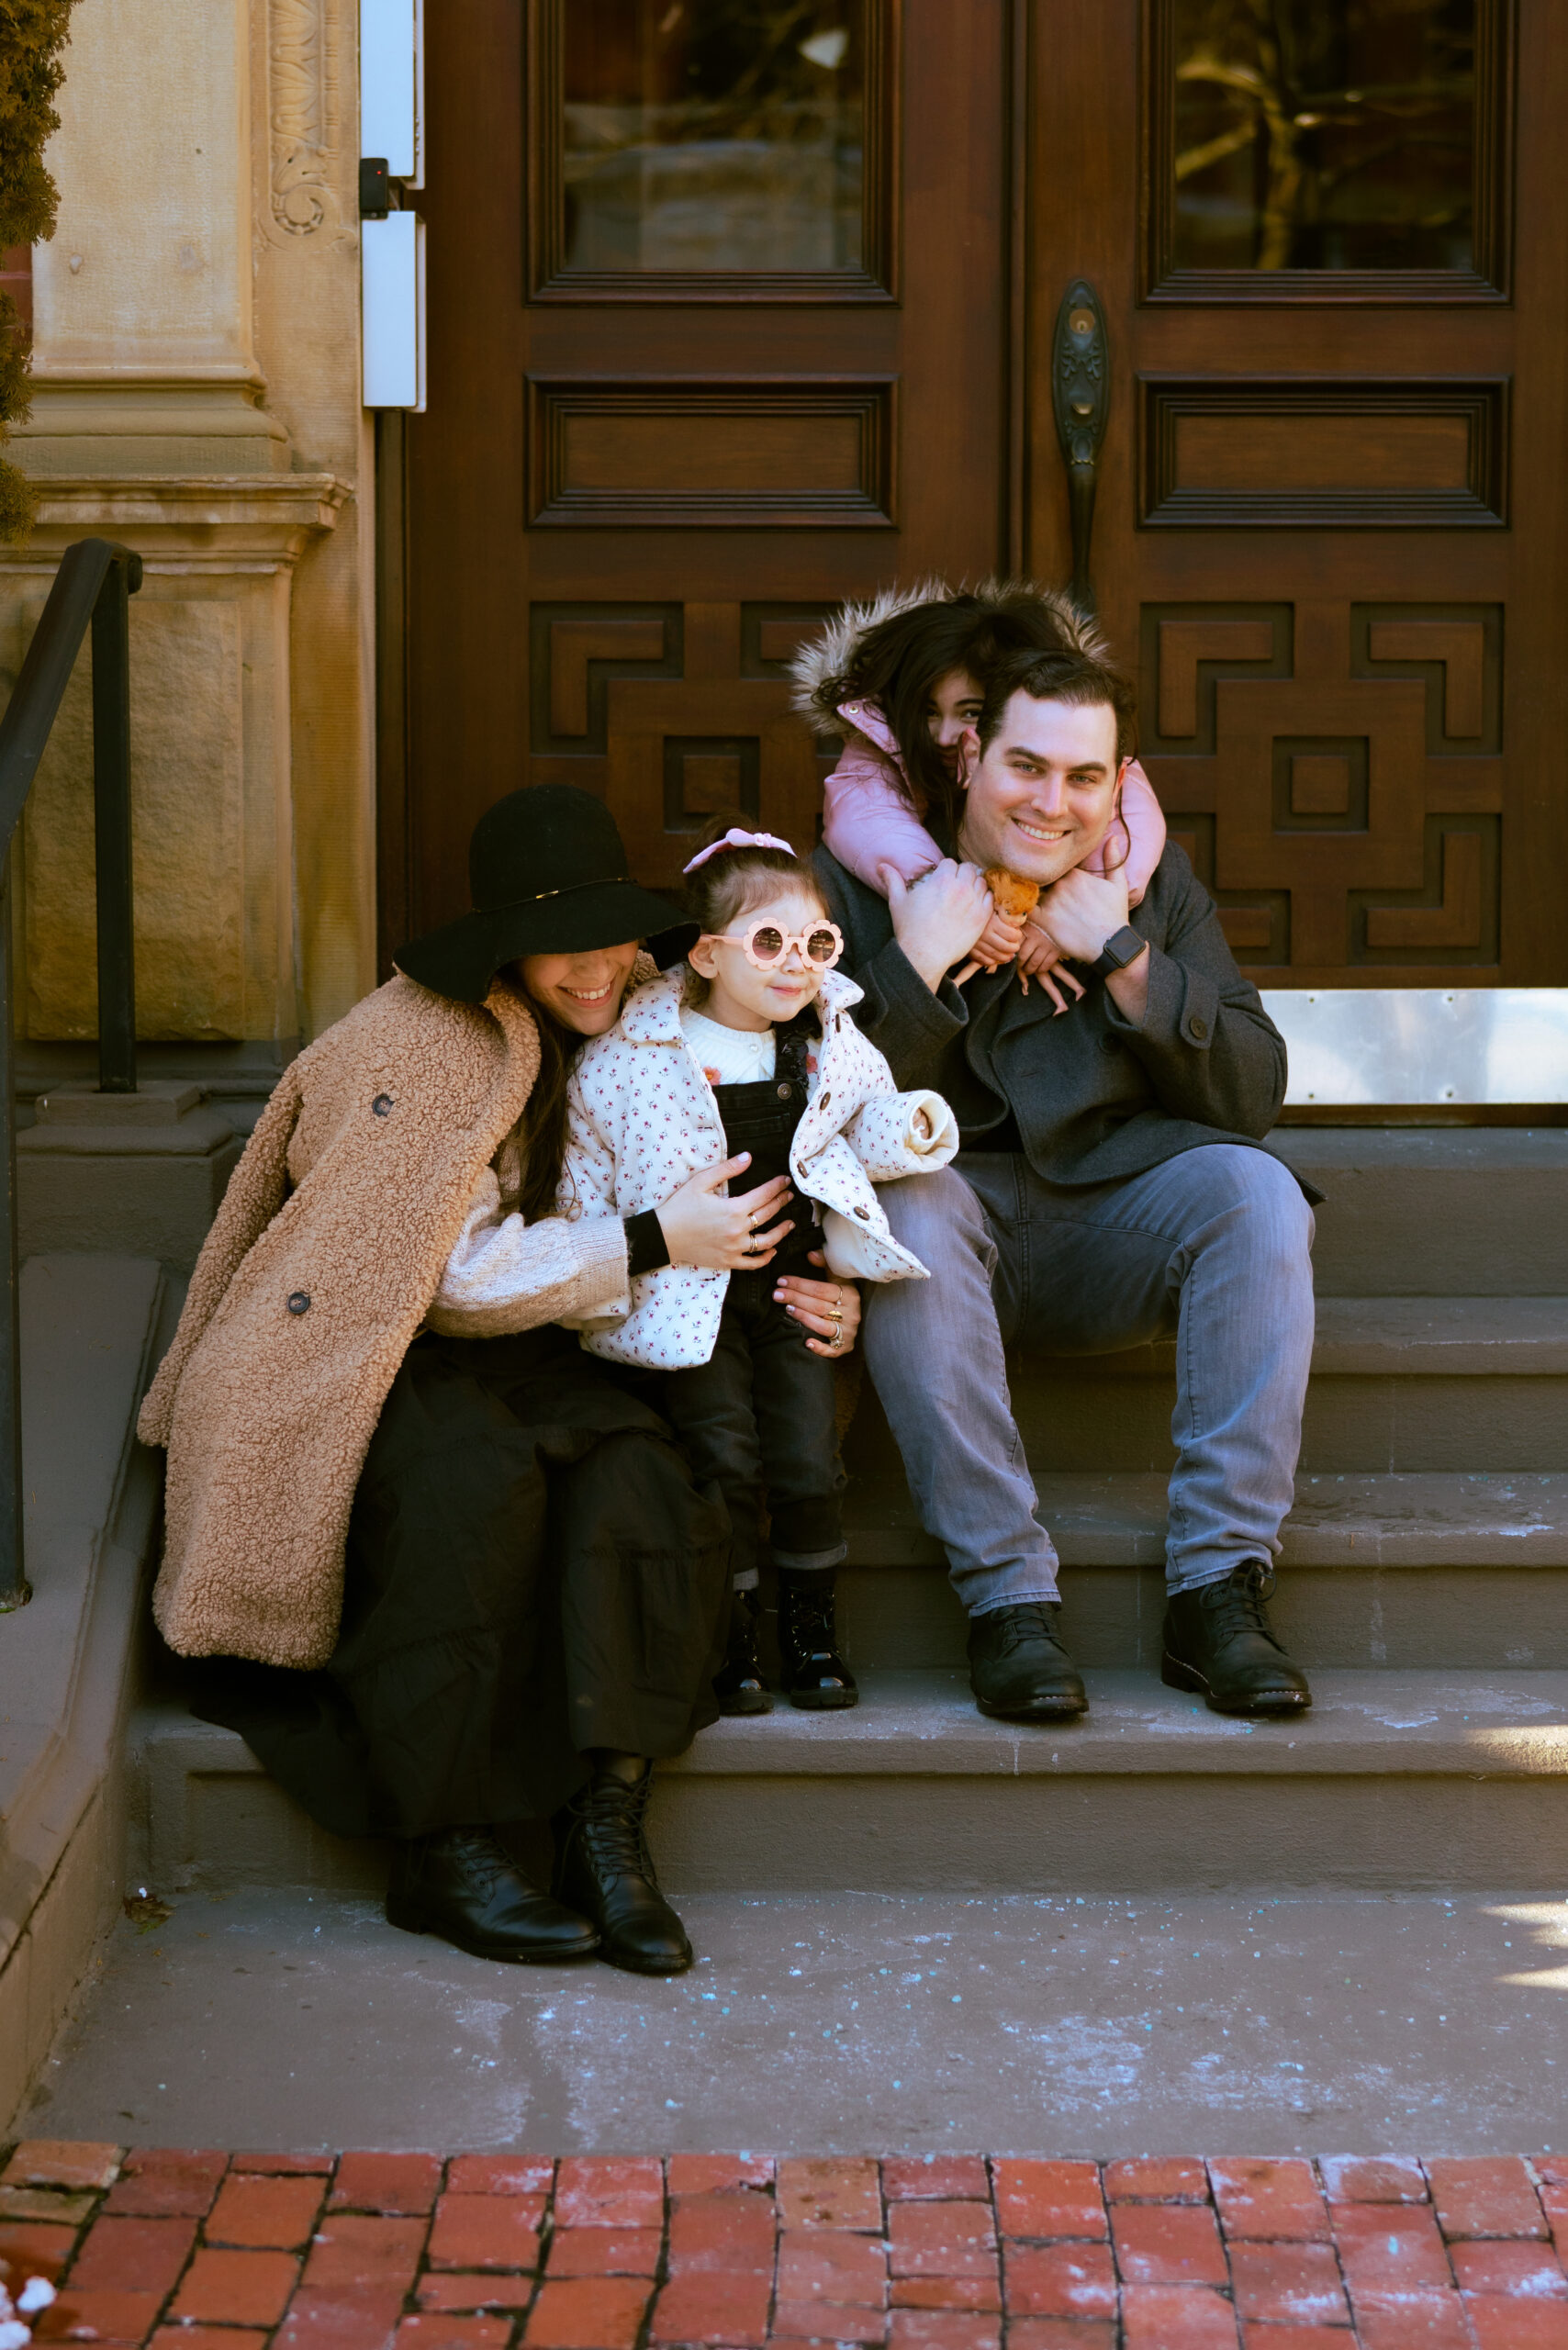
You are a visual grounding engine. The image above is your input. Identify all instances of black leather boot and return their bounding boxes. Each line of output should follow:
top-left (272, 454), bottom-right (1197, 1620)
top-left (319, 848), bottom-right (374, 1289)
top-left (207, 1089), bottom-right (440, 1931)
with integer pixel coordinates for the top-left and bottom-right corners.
top-left (713, 1587), bottom-right (771, 1715)
top-left (778, 1571), bottom-right (858, 1710)
top-left (385, 1825), bottom-right (599, 1962)
top-left (968, 1602), bottom-right (1087, 1720)
top-left (552, 1763), bottom-right (693, 1975)
top-left (1162, 1562), bottom-right (1312, 1716)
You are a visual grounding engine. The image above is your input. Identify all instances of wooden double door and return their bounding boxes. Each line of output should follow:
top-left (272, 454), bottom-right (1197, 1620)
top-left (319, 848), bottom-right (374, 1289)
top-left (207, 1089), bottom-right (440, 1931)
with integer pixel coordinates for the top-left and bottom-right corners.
top-left (398, 0), bottom-right (1567, 986)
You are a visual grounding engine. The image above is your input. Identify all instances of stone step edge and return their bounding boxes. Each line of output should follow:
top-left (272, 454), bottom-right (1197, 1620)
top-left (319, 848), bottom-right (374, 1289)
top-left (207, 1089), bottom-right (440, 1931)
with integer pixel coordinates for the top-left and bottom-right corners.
top-left (134, 1668), bottom-right (1568, 1786)
top-left (1013, 1294), bottom-right (1568, 1379)
top-left (845, 1471), bottom-right (1568, 1569)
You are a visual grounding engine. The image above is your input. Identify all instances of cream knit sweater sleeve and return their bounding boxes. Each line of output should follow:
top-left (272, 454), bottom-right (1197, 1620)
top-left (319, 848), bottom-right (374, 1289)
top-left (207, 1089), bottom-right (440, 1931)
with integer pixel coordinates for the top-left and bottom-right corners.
top-left (425, 1166), bottom-right (632, 1339)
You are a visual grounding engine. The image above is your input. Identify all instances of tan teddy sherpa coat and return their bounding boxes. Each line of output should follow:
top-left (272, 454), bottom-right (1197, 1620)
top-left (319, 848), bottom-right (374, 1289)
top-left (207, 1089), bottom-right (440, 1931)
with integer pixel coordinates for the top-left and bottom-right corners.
top-left (137, 971), bottom-right (630, 1671)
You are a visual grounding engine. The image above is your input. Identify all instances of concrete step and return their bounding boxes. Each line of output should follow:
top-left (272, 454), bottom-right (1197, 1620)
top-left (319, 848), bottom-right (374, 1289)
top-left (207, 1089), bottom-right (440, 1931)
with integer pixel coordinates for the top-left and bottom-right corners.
top-left (836, 1471), bottom-right (1568, 1670)
top-left (841, 1297), bottom-right (1568, 1476)
top-left (0, 1254), bottom-right (175, 2132)
top-left (132, 1668), bottom-right (1568, 1901)
top-left (1268, 1127), bottom-right (1568, 1295)
top-left (21, 1881), bottom-right (1568, 2157)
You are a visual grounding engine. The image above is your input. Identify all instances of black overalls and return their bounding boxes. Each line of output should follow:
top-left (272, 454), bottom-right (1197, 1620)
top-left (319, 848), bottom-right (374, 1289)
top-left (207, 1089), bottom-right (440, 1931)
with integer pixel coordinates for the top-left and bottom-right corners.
top-left (656, 1014), bottom-right (848, 1593)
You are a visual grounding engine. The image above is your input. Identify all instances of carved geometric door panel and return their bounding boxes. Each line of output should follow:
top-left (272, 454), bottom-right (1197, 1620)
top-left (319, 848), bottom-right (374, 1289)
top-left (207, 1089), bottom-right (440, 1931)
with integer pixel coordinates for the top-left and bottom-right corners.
top-left (403, 0), bottom-right (1008, 955)
top-left (1019, 0), bottom-right (1567, 988)
top-left (1140, 600), bottom-right (1505, 983)
top-left (407, 0), bottom-right (1568, 985)
top-left (529, 602), bottom-right (836, 890)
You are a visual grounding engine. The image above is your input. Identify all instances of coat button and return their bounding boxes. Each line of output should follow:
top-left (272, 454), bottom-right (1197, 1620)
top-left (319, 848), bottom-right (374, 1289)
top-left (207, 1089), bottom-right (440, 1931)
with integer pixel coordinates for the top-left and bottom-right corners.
top-left (1188, 1015), bottom-right (1209, 1041)
top-left (777, 1082), bottom-right (791, 1100)
top-left (372, 1093), bottom-right (393, 1116)
top-left (819, 1090), bottom-right (831, 1108)
top-left (287, 1292), bottom-right (311, 1315)
top-left (854, 1204), bottom-right (870, 1220)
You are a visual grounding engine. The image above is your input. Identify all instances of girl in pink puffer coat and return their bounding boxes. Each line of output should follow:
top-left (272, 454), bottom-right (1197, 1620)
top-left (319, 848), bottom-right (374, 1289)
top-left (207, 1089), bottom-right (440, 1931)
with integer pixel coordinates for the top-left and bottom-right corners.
top-left (791, 580), bottom-right (1165, 1014)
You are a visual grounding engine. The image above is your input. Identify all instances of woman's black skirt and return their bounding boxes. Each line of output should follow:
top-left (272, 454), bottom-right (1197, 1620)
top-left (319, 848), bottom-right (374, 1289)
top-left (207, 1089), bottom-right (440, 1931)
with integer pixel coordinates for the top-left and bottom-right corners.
top-left (184, 1326), bottom-right (733, 1840)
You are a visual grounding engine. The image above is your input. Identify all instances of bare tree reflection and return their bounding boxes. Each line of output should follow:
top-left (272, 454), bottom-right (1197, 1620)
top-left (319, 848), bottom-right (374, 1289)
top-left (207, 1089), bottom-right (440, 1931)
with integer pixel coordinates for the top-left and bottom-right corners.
top-left (564, 0), bottom-right (864, 272)
top-left (1173, 0), bottom-right (1473, 271)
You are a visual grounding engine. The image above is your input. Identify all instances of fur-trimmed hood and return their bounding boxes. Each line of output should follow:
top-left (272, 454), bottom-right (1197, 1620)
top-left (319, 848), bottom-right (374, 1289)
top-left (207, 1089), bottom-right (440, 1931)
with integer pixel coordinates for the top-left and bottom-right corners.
top-left (788, 576), bottom-right (1112, 729)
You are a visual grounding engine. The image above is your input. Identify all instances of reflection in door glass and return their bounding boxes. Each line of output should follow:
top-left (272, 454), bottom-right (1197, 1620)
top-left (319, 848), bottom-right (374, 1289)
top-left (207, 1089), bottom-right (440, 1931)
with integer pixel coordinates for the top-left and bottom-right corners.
top-left (563, 1), bottom-right (865, 272)
top-left (1171, 0), bottom-right (1474, 270)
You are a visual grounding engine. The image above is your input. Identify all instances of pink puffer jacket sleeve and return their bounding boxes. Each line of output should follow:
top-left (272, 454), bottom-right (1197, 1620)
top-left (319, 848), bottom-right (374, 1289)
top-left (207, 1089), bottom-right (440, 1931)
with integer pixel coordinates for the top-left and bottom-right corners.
top-left (821, 735), bottom-right (943, 890)
top-left (1082, 758), bottom-right (1166, 906)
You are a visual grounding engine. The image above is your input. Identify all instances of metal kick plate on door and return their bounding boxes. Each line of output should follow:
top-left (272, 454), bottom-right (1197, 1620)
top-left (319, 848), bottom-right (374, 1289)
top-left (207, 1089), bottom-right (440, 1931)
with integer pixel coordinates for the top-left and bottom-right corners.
top-left (1262, 990), bottom-right (1568, 1105)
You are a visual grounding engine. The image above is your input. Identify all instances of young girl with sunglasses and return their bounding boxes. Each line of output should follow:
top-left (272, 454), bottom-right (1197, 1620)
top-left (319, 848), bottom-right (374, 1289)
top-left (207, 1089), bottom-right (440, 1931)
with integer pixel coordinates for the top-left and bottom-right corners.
top-left (792, 580), bottom-right (1166, 1009)
top-left (560, 827), bottom-right (958, 1716)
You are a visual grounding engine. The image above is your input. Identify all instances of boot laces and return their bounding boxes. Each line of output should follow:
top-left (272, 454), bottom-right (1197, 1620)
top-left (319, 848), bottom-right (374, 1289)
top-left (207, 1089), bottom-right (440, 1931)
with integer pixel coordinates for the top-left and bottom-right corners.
top-left (441, 1826), bottom-right (513, 1897)
top-left (1200, 1562), bottom-right (1282, 1651)
top-left (991, 1602), bottom-right (1062, 1656)
top-left (783, 1584), bottom-right (835, 1641)
top-left (577, 1774), bottom-right (656, 1883)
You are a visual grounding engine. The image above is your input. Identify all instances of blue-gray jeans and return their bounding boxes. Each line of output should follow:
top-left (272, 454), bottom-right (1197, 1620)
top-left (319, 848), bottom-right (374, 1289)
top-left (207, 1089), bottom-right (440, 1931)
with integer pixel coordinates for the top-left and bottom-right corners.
top-left (864, 1144), bottom-right (1316, 1612)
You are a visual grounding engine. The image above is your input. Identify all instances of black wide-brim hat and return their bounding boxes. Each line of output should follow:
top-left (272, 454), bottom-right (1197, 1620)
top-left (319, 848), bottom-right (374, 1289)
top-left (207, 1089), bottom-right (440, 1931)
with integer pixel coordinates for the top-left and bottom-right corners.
top-left (396, 785), bottom-right (696, 1002)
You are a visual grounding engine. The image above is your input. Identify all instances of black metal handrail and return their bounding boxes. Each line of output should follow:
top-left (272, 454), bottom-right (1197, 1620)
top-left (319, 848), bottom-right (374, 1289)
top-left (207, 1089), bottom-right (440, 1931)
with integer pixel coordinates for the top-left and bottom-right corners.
top-left (0, 537), bottom-right (142, 1611)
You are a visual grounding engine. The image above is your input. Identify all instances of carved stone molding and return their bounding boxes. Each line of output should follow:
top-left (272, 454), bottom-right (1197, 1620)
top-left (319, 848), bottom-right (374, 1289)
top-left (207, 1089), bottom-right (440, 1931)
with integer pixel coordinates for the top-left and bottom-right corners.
top-left (9, 475), bottom-right (350, 571)
top-left (265, 0), bottom-right (347, 243)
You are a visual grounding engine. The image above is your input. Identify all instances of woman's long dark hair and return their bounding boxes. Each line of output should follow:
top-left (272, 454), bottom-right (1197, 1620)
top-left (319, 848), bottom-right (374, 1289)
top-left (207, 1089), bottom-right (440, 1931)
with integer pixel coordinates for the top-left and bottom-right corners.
top-left (515, 996), bottom-right (581, 1227)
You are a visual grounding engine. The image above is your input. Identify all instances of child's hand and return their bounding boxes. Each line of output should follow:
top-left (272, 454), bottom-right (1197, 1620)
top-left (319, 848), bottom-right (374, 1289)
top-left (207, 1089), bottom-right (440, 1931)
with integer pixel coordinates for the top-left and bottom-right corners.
top-left (655, 1155), bottom-right (794, 1271)
top-left (1018, 915), bottom-right (1087, 1016)
top-left (960, 905), bottom-right (1028, 977)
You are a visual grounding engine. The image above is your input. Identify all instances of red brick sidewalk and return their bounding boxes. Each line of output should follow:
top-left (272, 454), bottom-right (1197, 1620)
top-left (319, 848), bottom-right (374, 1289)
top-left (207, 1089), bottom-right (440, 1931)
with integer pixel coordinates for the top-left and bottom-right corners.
top-left (3, 2142), bottom-right (1566, 2350)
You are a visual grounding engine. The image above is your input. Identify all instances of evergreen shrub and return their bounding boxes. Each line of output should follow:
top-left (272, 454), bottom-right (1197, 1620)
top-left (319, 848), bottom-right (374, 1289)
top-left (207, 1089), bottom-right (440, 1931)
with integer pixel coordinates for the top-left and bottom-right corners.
top-left (0, 1), bottom-right (78, 541)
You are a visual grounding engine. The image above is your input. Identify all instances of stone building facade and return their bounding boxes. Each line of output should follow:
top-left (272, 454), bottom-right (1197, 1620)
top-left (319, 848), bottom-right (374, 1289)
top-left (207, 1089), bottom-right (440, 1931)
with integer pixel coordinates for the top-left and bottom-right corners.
top-left (4, 0), bottom-right (372, 1088)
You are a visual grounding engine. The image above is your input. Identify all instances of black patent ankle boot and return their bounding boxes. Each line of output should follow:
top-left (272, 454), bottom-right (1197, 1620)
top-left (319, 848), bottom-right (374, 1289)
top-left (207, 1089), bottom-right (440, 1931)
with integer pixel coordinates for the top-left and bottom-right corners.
top-left (385, 1824), bottom-right (599, 1962)
top-left (778, 1570), bottom-right (858, 1710)
top-left (552, 1762), bottom-right (693, 1975)
top-left (713, 1587), bottom-right (771, 1716)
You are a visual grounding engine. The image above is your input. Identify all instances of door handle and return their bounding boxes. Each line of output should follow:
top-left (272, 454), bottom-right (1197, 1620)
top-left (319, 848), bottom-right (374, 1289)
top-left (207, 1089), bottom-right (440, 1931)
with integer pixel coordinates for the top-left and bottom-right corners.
top-left (1051, 279), bottom-right (1109, 612)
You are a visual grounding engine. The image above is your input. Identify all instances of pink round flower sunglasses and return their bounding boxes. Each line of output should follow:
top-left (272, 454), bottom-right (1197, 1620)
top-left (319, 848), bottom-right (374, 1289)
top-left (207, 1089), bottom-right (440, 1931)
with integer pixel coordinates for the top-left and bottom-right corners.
top-left (706, 917), bottom-right (845, 972)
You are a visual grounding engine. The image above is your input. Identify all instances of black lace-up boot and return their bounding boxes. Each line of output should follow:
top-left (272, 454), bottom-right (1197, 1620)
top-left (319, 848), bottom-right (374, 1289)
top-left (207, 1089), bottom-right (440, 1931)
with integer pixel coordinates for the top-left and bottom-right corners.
top-left (552, 1759), bottom-right (693, 1975)
top-left (713, 1587), bottom-right (772, 1715)
top-left (967, 1601), bottom-right (1087, 1720)
top-left (386, 1825), bottom-right (599, 1962)
top-left (1161, 1561), bottom-right (1312, 1716)
top-left (778, 1570), bottom-right (858, 1709)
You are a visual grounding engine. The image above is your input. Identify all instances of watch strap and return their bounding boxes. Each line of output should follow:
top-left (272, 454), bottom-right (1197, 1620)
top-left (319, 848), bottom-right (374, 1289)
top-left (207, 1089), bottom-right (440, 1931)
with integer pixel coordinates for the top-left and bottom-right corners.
top-left (1092, 923), bottom-right (1145, 981)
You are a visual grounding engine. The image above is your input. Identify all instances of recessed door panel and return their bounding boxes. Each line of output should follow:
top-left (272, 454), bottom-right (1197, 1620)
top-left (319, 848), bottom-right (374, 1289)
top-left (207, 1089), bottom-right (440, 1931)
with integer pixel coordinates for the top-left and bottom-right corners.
top-left (1026, 0), bottom-right (1564, 984)
top-left (404, 0), bottom-right (1004, 944)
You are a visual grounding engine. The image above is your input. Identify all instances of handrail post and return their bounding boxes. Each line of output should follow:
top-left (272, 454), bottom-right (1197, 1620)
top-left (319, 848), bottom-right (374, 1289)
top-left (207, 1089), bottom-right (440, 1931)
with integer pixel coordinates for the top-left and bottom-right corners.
top-left (0, 537), bottom-right (143, 1613)
top-left (92, 554), bottom-right (138, 1093)
top-left (0, 849), bottom-right (25, 1610)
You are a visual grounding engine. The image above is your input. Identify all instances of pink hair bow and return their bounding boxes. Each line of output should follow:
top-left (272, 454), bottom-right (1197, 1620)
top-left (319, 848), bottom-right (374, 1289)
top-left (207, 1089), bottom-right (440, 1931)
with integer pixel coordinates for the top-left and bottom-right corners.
top-left (682, 826), bottom-right (795, 875)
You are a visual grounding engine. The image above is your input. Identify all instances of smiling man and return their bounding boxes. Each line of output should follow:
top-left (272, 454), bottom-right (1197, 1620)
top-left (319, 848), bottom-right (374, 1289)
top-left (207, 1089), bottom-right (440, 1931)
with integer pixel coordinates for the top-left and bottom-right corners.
top-left (813, 640), bottom-right (1320, 1724)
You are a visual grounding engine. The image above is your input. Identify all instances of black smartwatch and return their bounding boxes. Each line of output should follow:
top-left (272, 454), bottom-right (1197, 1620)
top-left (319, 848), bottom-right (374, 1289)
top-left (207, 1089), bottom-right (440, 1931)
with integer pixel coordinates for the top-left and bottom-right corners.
top-left (1091, 923), bottom-right (1147, 981)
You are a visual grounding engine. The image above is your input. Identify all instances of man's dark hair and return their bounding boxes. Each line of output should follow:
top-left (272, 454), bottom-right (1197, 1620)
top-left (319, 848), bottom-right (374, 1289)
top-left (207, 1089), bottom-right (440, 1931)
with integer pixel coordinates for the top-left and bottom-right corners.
top-left (976, 645), bottom-right (1138, 767)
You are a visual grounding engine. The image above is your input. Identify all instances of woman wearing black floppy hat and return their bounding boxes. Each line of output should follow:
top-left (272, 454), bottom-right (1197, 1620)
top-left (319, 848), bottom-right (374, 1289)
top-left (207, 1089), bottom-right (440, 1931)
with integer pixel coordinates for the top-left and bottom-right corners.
top-left (141, 787), bottom-right (861, 1975)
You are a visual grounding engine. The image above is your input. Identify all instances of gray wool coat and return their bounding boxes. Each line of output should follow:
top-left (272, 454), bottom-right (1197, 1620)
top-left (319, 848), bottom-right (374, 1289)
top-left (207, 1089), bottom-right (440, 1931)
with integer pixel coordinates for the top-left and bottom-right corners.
top-left (812, 839), bottom-right (1315, 1195)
